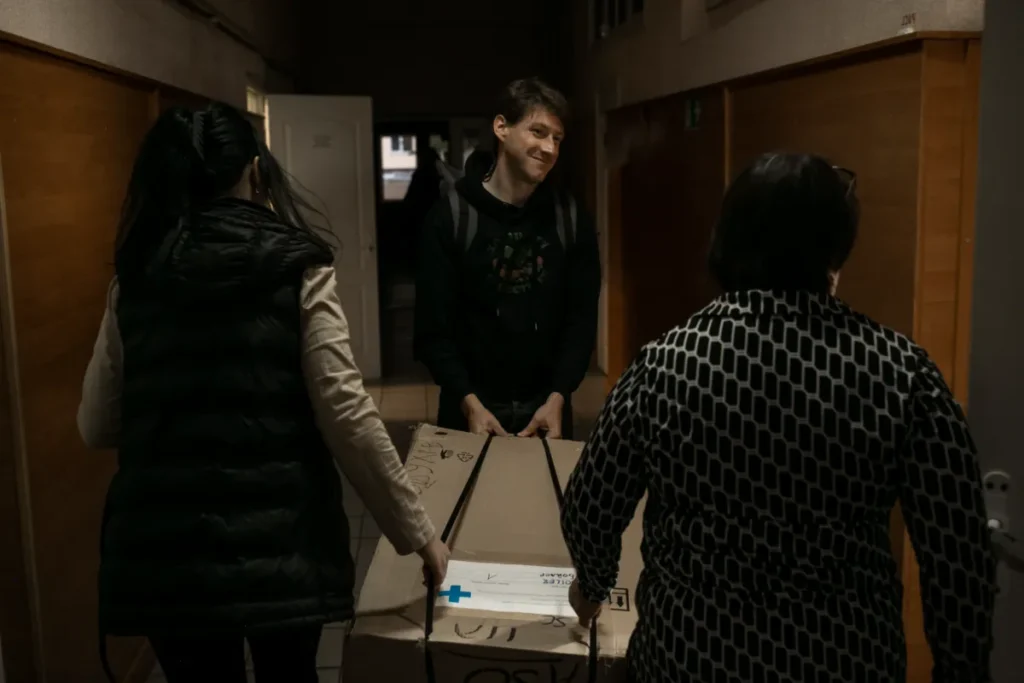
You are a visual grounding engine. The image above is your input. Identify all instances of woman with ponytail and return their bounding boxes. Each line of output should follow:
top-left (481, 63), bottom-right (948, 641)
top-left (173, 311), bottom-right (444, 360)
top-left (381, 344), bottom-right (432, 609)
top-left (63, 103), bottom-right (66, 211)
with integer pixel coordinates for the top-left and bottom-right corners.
top-left (78, 102), bottom-right (449, 682)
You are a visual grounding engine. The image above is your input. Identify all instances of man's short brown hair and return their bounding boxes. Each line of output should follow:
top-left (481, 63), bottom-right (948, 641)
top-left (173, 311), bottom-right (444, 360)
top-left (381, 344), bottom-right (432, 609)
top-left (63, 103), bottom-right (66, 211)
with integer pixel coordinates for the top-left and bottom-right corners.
top-left (496, 78), bottom-right (570, 126)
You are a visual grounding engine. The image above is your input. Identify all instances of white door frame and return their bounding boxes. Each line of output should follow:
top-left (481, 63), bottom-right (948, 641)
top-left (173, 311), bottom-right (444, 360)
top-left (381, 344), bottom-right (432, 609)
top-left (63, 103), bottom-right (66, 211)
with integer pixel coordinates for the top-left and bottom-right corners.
top-left (265, 95), bottom-right (382, 379)
top-left (969, 2), bottom-right (1024, 679)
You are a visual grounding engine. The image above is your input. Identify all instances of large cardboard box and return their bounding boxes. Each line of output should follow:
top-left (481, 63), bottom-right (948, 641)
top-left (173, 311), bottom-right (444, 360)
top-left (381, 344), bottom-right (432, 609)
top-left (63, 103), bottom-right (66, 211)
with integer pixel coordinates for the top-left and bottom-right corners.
top-left (344, 425), bottom-right (644, 682)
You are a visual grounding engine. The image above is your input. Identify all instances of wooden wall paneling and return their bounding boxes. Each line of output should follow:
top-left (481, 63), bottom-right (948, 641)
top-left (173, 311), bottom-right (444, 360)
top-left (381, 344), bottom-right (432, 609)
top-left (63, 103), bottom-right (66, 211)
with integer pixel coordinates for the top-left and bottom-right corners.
top-left (581, 111), bottom-right (600, 373)
top-left (911, 39), bottom-right (975, 389)
top-left (728, 45), bottom-right (924, 337)
top-left (619, 89), bottom-right (725, 357)
top-left (619, 150), bottom-right (663, 355)
top-left (0, 151), bottom-right (39, 683)
top-left (147, 89), bottom-right (160, 123)
top-left (605, 165), bottom-right (626, 391)
top-left (952, 39), bottom-right (982, 403)
top-left (603, 103), bottom-right (650, 389)
top-left (723, 86), bottom-right (733, 185)
top-left (583, 112), bottom-right (598, 219)
top-left (903, 37), bottom-right (978, 683)
top-left (157, 86), bottom-right (211, 113)
top-left (0, 41), bottom-right (153, 682)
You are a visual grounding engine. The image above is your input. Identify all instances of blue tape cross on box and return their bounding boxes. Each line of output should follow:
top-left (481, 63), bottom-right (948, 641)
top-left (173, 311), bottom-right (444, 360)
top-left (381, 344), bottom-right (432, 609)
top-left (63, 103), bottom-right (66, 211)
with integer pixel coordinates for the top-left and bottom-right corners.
top-left (438, 585), bottom-right (473, 604)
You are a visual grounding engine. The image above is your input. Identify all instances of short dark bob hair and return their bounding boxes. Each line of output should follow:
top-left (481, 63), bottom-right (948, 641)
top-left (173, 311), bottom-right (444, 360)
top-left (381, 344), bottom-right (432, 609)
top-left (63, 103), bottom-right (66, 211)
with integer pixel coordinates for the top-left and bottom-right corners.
top-left (708, 152), bottom-right (859, 294)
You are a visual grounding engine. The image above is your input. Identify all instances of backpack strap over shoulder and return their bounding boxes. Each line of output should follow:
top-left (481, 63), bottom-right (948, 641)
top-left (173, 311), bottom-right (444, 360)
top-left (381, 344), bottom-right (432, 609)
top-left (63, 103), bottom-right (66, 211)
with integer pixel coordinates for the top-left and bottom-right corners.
top-left (554, 191), bottom-right (577, 251)
top-left (438, 159), bottom-right (478, 254)
top-left (448, 187), bottom-right (478, 254)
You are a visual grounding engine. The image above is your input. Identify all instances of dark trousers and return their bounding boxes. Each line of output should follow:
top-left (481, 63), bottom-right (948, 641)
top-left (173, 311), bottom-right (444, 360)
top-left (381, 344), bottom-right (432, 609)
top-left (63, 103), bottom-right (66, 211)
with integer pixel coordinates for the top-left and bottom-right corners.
top-left (437, 390), bottom-right (574, 440)
top-left (149, 626), bottom-right (322, 683)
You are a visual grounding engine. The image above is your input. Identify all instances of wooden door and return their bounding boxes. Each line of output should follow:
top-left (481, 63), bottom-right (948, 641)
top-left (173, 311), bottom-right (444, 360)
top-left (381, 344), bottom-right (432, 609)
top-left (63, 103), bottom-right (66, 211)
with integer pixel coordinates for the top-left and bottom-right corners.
top-left (0, 40), bottom-right (153, 683)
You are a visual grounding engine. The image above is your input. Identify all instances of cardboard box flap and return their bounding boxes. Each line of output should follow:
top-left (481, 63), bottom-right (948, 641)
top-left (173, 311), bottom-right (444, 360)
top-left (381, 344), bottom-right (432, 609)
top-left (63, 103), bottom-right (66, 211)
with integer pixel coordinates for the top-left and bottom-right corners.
top-left (403, 424), bottom-right (491, 525)
top-left (448, 435), bottom-right (584, 566)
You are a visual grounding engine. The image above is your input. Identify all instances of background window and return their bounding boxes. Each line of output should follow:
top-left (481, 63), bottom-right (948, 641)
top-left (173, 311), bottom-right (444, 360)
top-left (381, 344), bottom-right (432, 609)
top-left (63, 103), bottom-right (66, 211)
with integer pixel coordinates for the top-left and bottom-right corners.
top-left (380, 134), bottom-right (418, 201)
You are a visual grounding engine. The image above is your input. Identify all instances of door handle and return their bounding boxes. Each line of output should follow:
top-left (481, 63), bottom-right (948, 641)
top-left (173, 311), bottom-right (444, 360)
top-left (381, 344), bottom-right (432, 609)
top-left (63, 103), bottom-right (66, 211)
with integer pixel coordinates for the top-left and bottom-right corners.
top-left (989, 522), bottom-right (1024, 573)
top-left (984, 469), bottom-right (1011, 530)
top-left (983, 470), bottom-right (1023, 600)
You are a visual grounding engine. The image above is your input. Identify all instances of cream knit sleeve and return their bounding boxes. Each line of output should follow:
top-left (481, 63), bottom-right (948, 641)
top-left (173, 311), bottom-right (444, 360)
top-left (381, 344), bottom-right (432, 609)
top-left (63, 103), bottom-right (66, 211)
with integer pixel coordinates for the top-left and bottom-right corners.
top-left (299, 265), bottom-right (435, 556)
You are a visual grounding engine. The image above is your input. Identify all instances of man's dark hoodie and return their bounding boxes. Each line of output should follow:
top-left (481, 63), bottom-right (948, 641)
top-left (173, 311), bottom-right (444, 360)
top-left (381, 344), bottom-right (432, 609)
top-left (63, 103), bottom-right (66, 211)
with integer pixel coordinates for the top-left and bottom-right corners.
top-left (414, 150), bottom-right (600, 421)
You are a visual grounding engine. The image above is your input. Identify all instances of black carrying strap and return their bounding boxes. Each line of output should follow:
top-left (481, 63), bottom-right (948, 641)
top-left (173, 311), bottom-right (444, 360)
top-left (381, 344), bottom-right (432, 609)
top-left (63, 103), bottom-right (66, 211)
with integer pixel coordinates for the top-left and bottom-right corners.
top-left (542, 437), bottom-right (599, 683)
top-left (423, 434), bottom-right (598, 683)
top-left (424, 433), bottom-right (494, 683)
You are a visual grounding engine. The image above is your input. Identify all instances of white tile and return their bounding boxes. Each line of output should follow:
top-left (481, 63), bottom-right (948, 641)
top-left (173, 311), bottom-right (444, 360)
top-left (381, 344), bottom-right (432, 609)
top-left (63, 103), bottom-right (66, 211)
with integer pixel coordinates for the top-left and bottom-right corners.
top-left (349, 535), bottom-right (361, 560)
top-left (356, 536), bottom-right (379, 570)
top-left (342, 489), bottom-right (366, 518)
top-left (359, 515), bottom-right (381, 540)
top-left (340, 474), bottom-right (356, 497)
top-left (345, 513), bottom-right (362, 539)
top-left (344, 509), bottom-right (361, 529)
top-left (319, 668), bottom-right (341, 683)
top-left (317, 627), bottom-right (345, 668)
top-left (353, 544), bottom-right (375, 599)
top-left (340, 473), bottom-right (365, 515)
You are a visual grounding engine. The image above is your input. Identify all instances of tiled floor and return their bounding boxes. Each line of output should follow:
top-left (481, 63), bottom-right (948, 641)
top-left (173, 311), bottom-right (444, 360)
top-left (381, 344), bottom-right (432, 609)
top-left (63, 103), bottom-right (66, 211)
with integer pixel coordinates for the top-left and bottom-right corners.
top-left (145, 374), bottom-right (608, 682)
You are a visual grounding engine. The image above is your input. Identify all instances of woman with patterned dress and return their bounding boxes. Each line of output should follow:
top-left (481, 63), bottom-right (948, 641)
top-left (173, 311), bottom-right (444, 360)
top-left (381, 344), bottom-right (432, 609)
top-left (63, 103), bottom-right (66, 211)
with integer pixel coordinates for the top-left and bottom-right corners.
top-left (560, 153), bottom-right (996, 683)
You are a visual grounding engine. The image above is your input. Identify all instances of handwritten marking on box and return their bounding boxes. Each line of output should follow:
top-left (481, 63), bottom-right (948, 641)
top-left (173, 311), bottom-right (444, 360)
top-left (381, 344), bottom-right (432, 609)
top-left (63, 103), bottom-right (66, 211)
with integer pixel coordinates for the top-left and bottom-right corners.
top-left (436, 561), bottom-right (577, 618)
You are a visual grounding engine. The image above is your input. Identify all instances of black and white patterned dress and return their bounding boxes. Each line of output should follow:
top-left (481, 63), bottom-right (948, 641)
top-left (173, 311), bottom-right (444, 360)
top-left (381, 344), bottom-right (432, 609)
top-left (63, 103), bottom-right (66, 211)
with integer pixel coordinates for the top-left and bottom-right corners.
top-left (561, 290), bottom-right (996, 683)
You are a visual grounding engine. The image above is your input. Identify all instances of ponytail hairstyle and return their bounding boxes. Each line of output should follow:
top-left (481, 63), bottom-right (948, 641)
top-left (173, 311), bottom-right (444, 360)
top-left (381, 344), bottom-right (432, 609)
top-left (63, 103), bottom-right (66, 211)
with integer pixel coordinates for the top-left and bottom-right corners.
top-left (114, 101), bottom-right (332, 281)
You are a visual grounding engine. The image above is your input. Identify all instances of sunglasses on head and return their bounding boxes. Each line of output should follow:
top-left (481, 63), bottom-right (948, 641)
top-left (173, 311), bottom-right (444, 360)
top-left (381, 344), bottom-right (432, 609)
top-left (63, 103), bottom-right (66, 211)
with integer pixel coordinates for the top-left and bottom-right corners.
top-left (833, 166), bottom-right (857, 198)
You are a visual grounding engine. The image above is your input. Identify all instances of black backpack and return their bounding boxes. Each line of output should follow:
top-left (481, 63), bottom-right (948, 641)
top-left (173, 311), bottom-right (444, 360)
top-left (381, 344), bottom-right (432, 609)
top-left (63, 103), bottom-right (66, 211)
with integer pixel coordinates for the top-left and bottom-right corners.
top-left (436, 158), bottom-right (577, 253)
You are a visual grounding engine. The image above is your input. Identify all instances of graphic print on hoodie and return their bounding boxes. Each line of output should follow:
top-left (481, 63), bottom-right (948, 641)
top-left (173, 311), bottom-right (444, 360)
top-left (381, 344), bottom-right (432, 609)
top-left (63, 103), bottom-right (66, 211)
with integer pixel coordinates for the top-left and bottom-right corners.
top-left (414, 150), bottom-right (601, 408)
top-left (488, 227), bottom-right (550, 293)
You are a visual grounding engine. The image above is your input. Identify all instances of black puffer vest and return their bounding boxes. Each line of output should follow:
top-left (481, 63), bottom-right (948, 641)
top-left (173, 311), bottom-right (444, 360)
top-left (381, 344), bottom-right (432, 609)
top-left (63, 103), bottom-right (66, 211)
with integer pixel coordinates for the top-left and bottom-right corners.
top-left (99, 198), bottom-right (353, 636)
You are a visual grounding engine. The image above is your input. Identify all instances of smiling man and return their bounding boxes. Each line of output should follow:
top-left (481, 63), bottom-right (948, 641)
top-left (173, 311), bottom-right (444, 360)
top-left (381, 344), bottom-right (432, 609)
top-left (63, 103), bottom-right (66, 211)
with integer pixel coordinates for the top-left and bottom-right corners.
top-left (414, 78), bottom-right (601, 440)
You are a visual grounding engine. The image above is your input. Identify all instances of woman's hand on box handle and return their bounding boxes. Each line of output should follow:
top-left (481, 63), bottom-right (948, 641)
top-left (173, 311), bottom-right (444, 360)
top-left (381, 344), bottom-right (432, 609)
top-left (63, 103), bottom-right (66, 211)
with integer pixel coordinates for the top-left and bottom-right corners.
top-left (418, 536), bottom-right (451, 586)
top-left (568, 577), bottom-right (603, 628)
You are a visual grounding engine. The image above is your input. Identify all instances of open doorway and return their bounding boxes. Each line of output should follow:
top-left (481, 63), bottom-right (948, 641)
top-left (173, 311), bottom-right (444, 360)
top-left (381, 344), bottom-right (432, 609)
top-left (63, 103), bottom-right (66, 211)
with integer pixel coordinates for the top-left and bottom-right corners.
top-left (374, 121), bottom-right (451, 380)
